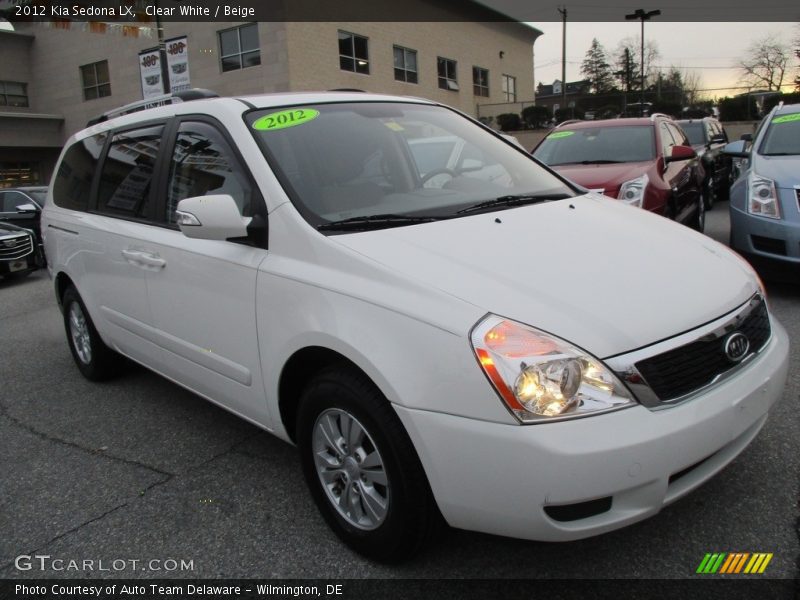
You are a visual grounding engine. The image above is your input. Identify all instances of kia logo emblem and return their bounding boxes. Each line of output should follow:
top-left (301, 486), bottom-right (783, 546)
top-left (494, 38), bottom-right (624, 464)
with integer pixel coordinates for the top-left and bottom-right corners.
top-left (724, 332), bottom-right (750, 363)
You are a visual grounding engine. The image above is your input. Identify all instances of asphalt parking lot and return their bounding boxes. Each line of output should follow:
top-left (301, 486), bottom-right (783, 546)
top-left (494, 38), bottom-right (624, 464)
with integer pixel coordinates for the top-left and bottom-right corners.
top-left (1, 206), bottom-right (798, 581)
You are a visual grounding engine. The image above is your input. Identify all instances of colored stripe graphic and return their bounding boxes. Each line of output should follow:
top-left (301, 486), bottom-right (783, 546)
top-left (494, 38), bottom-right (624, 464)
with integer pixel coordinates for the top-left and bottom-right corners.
top-left (697, 552), bottom-right (772, 575)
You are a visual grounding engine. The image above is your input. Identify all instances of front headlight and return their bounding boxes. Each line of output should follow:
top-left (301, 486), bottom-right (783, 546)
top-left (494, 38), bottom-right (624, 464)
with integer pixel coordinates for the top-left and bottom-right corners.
top-left (617, 173), bottom-right (649, 208)
top-left (470, 315), bottom-right (636, 423)
top-left (747, 173), bottom-right (781, 219)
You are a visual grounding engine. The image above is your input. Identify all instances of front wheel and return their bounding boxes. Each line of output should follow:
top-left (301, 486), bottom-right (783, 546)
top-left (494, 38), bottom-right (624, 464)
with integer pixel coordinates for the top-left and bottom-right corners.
top-left (296, 367), bottom-right (441, 562)
top-left (62, 286), bottom-right (123, 380)
top-left (703, 172), bottom-right (716, 210)
top-left (692, 194), bottom-right (706, 232)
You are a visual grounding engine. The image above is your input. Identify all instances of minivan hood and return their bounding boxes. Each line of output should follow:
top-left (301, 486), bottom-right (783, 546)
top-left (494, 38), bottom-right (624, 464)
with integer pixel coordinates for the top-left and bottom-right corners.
top-left (551, 161), bottom-right (652, 196)
top-left (752, 154), bottom-right (800, 188)
top-left (333, 195), bottom-right (756, 358)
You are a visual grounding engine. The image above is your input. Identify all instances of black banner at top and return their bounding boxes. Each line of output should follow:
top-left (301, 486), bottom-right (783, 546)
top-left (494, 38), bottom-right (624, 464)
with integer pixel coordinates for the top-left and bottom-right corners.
top-left (1, 0), bottom-right (799, 22)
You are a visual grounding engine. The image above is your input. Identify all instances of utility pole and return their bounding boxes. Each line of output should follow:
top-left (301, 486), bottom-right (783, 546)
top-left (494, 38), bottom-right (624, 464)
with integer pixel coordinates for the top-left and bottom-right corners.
top-left (558, 6), bottom-right (567, 121)
top-left (625, 8), bottom-right (660, 116)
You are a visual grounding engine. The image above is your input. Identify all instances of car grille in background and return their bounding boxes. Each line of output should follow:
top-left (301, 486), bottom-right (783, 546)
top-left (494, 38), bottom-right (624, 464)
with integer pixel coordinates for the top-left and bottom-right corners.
top-left (0, 234), bottom-right (34, 260)
top-left (635, 299), bottom-right (771, 402)
top-left (751, 235), bottom-right (787, 256)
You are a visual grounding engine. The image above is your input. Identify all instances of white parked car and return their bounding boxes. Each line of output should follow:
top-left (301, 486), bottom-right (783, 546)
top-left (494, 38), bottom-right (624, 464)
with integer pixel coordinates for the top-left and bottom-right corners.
top-left (42, 90), bottom-right (788, 561)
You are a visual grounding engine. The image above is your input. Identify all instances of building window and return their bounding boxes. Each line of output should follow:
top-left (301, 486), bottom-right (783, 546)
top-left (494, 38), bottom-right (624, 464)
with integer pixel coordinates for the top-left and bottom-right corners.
top-left (502, 74), bottom-right (517, 102)
top-left (0, 81), bottom-right (29, 107)
top-left (393, 46), bottom-right (417, 84)
top-left (219, 23), bottom-right (261, 72)
top-left (339, 31), bottom-right (369, 74)
top-left (80, 61), bottom-right (111, 101)
top-left (437, 57), bottom-right (458, 91)
top-left (473, 67), bottom-right (489, 97)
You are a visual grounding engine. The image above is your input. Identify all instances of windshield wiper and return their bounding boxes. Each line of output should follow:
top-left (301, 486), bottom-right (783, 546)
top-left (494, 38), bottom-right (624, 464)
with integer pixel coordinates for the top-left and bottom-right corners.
top-left (457, 193), bottom-right (572, 214)
top-left (317, 213), bottom-right (442, 232)
top-left (761, 152), bottom-right (798, 156)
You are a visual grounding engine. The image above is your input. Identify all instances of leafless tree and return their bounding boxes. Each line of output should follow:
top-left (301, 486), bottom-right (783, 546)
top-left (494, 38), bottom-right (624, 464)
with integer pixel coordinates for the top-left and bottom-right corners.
top-left (616, 36), bottom-right (660, 89)
top-left (738, 35), bottom-right (790, 91)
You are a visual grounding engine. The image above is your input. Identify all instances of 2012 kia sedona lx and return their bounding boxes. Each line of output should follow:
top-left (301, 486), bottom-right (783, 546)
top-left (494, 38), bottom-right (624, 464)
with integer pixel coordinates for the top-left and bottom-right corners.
top-left (42, 91), bottom-right (789, 561)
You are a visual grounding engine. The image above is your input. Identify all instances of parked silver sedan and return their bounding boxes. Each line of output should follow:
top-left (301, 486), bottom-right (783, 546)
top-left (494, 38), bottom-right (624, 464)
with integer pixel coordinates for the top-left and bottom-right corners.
top-left (724, 103), bottom-right (800, 280)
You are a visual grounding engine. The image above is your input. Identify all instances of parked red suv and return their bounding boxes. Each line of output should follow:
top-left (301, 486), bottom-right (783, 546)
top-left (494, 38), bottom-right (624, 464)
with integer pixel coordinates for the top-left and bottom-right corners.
top-left (532, 115), bottom-right (705, 231)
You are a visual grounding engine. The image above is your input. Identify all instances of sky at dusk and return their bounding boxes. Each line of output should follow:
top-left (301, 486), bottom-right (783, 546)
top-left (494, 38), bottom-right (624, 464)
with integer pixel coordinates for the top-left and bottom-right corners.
top-left (532, 21), bottom-right (799, 99)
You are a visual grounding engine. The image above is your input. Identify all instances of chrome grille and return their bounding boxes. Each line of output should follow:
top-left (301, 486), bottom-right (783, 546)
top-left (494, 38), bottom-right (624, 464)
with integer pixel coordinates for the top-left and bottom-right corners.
top-left (0, 234), bottom-right (34, 260)
top-left (635, 300), bottom-right (770, 401)
top-left (606, 294), bottom-right (771, 408)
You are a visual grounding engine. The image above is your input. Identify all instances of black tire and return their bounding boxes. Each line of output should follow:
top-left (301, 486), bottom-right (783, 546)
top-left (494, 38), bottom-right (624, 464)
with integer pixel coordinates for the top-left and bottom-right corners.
top-left (702, 172), bottom-right (716, 210)
top-left (692, 194), bottom-right (705, 232)
top-left (296, 366), bottom-right (441, 562)
top-left (62, 286), bottom-right (122, 381)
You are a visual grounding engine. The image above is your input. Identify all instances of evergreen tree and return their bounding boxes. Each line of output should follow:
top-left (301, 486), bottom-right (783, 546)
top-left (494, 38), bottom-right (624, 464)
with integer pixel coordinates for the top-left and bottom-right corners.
top-left (581, 38), bottom-right (614, 93)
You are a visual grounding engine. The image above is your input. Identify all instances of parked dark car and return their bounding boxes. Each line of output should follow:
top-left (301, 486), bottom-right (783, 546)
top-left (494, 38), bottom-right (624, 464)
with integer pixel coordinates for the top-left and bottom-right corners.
top-left (676, 118), bottom-right (733, 209)
top-left (532, 115), bottom-right (705, 231)
top-left (0, 186), bottom-right (47, 261)
top-left (0, 222), bottom-right (41, 280)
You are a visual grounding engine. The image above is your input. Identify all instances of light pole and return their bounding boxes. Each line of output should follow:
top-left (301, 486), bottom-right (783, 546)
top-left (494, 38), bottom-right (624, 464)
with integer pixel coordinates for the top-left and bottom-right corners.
top-left (625, 8), bottom-right (660, 116)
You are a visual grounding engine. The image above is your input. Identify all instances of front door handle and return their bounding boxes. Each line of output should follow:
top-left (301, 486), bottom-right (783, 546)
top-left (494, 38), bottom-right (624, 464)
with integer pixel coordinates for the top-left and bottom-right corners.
top-left (122, 249), bottom-right (166, 271)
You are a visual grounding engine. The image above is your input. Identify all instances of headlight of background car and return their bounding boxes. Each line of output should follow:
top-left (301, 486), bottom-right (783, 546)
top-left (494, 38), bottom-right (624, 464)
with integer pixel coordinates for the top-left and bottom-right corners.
top-left (747, 173), bottom-right (781, 219)
top-left (617, 173), bottom-right (648, 208)
top-left (471, 315), bottom-right (636, 423)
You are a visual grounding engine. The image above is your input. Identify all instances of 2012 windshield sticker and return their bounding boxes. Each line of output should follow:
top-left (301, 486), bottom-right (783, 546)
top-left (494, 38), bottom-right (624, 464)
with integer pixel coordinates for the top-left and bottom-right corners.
top-left (253, 109), bottom-right (320, 131)
top-left (548, 131), bottom-right (575, 139)
top-left (771, 113), bottom-right (800, 124)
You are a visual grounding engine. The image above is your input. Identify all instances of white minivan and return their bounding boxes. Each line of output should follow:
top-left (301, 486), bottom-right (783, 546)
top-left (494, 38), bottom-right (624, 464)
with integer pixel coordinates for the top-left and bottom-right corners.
top-left (42, 91), bottom-right (789, 561)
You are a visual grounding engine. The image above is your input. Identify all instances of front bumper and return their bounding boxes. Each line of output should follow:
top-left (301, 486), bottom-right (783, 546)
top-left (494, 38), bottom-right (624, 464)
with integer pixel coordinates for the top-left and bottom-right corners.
top-left (730, 200), bottom-right (800, 269)
top-left (395, 319), bottom-right (789, 542)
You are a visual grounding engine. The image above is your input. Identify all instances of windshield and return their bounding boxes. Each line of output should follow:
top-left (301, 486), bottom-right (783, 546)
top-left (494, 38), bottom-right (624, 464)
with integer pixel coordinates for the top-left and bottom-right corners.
top-left (533, 125), bottom-right (656, 166)
top-left (759, 113), bottom-right (800, 156)
top-left (246, 102), bottom-right (574, 230)
top-left (679, 122), bottom-right (705, 145)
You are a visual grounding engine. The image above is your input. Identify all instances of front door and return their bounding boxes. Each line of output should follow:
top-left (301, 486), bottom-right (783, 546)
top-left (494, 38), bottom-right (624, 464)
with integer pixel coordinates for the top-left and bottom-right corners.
top-left (141, 118), bottom-right (270, 425)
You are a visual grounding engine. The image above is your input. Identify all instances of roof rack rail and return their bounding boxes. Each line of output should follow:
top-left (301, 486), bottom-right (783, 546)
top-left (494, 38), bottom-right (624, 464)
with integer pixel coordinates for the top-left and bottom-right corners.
top-left (327, 88), bottom-right (366, 92)
top-left (557, 119), bottom-right (581, 127)
top-left (649, 112), bottom-right (671, 121)
top-left (86, 88), bottom-right (219, 127)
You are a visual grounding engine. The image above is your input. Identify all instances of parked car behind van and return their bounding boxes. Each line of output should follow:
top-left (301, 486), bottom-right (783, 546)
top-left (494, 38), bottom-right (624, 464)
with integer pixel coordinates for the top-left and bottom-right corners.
top-left (42, 91), bottom-right (788, 561)
top-left (724, 103), bottom-right (800, 280)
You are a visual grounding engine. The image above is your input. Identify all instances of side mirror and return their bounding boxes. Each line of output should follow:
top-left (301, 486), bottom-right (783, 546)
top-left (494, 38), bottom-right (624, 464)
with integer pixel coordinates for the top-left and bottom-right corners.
top-left (175, 194), bottom-right (251, 241)
top-left (740, 133), bottom-right (753, 142)
top-left (723, 140), bottom-right (750, 158)
top-left (16, 203), bottom-right (39, 214)
top-left (665, 145), bottom-right (696, 163)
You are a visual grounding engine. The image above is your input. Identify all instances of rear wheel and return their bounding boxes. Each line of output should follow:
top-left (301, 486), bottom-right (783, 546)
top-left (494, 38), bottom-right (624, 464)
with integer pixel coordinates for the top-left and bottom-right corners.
top-left (296, 366), bottom-right (441, 562)
top-left (62, 286), bottom-right (123, 380)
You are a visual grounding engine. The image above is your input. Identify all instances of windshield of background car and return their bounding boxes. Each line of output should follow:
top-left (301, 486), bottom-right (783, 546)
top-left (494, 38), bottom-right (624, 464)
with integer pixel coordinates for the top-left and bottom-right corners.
top-left (246, 102), bottom-right (574, 228)
top-left (533, 125), bottom-right (656, 166)
top-left (679, 123), bottom-right (705, 145)
top-left (759, 113), bottom-right (800, 156)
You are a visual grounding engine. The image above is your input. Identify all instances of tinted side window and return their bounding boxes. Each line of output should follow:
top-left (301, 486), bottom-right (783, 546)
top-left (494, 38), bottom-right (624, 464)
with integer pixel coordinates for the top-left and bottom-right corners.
top-left (667, 123), bottom-right (688, 146)
top-left (1, 191), bottom-right (31, 212)
top-left (166, 121), bottom-right (252, 225)
top-left (53, 134), bottom-right (107, 211)
top-left (659, 123), bottom-right (677, 156)
top-left (97, 126), bottom-right (163, 219)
